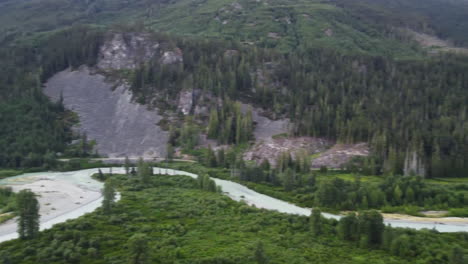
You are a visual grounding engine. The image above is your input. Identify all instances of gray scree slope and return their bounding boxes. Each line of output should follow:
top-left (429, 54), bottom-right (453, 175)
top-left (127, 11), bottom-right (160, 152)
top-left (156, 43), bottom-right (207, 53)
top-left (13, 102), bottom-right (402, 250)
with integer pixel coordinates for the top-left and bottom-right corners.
top-left (44, 67), bottom-right (168, 158)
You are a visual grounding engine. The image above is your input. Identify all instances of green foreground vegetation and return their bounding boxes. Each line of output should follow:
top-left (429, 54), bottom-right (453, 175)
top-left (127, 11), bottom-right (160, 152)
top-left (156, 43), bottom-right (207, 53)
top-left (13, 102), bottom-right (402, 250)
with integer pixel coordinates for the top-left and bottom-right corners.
top-left (0, 0), bottom-right (467, 262)
top-left (0, 187), bottom-right (16, 224)
top-left (163, 161), bottom-right (468, 217)
top-left (0, 170), bottom-right (22, 180)
top-left (1, 168), bottom-right (467, 264)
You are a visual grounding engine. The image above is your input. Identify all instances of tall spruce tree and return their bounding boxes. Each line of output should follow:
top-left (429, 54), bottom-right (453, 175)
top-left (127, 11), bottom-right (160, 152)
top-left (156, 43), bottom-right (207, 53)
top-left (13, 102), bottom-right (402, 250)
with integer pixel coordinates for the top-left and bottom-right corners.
top-left (124, 156), bottom-right (131, 175)
top-left (16, 190), bottom-right (40, 239)
top-left (310, 208), bottom-right (322, 236)
top-left (102, 181), bottom-right (116, 215)
top-left (128, 233), bottom-right (149, 264)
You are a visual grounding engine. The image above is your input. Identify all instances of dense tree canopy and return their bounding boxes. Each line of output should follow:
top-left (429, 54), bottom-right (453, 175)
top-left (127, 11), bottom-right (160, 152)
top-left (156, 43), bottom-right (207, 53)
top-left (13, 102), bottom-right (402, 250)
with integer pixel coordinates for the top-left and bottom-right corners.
top-left (0, 26), bottom-right (103, 168)
top-left (128, 30), bottom-right (468, 178)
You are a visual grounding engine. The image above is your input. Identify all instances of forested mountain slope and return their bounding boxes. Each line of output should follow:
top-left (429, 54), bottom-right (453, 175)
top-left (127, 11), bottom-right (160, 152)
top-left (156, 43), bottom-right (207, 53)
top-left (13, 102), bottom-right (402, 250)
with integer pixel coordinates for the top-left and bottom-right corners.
top-left (0, 1), bottom-right (467, 263)
top-left (334, 0), bottom-right (468, 46)
top-left (2, 0), bottom-right (468, 55)
top-left (0, 0), bottom-right (467, 178)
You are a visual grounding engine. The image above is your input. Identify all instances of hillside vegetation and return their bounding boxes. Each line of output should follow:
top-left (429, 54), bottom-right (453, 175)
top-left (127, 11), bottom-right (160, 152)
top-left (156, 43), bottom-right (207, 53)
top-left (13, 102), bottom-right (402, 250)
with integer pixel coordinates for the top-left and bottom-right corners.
top-left (0, 1), bottom-right (467, 263)
top-left (0, 1), bottom-right (467, 173)
top-left (334, 0), bottom-right (468, 47)
top-left (0, 25), bottom-right (467, 178)
top-left (1, 172), bottom-right (467, 263)
top-left (2, 0), bottom-right (468, 56)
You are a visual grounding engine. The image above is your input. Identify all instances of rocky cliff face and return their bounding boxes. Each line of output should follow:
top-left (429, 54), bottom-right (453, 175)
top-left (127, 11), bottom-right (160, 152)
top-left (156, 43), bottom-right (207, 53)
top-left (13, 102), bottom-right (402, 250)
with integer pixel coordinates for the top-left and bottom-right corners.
top-left (42, 32), bottom-right (190, 158)
top-left (45, 67), bottom-right (168, 158)
top-left (43, 32), bottom-right (369, 165)
top-left (97, 33), bottom-right (160, 70)
top-left (97, 32), bottom-right (183, 70)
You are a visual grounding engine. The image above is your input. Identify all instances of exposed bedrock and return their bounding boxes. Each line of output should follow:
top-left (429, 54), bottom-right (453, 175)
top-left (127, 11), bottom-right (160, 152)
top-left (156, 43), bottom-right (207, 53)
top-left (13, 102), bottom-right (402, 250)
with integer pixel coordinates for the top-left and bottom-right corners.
top-left (240, 103), bottom-right (290, 141)
top-left (311, 143), bottom-right (369, 169)
top-left (244, 137), bottom-right (333, 166)
top-left (44, 67), bottom-right (168, 158)
top-left (97, 33), bottom-right (159, 70)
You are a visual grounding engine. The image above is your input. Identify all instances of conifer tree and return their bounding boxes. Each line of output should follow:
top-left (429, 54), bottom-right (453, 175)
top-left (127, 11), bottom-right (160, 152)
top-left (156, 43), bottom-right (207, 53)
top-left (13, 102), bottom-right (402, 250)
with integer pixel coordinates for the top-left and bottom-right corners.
top-left (310, 208), bottom-right (322, 236)
top-left (166, 144), bottom-right (174, 162)
top-left (217, 148), bottom-right (225, 168)
top-left (128, 233), bottom-right (149, 264)
top-left (338, 213), bottom-right (358, 241)
top-left (16, 190), bottom-right (40, 239)
top-left (357, 210), bottom-right (385, 247)
top-left (138, 159), bottom-right (151, 185)
top-left (102, 181), bottom-right (116, 215)
top-left (97, 168), bottom-right (105, 181)
top-left (205, 146), bottom-right (217, 167)
top-left (450, 246), bottom-right (465, 264)
top-left (124, 156), bottom-right (131, 175)
top-left (207, 109), bottom-right (219, 139)
top-left (254, 241), bottom-right (269, 264)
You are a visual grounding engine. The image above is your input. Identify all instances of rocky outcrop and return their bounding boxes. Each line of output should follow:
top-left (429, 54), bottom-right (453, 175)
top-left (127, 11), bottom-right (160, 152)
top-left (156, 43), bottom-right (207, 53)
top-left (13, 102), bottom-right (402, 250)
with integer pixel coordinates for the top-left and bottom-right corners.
top-left (240, 103), bottom-right (290, 141)
top-left (177, 90), bottom-right (193, 115)
top-left (97, 33), bottom-right (159, 70)
top-left (160, 48), bottom-right (183, 65)
top-left (97, 33), bottom-right (183, 70)
top-left (44, 67), bottom-right (168, 158)
top-left (408, 29), bottom-right (468, 54)
top-left (268, 32), bottom-right (281, 39)
top-left (311, 143), bottom-right (369, 169)
top-left (324, 28), bottom-right (334, 37)
top-left (244, 137), bottom-right (333, 166)
top-left (252, 111), bottom-right (289, 141)
top-left (224, 49), bottom-right (239, 59)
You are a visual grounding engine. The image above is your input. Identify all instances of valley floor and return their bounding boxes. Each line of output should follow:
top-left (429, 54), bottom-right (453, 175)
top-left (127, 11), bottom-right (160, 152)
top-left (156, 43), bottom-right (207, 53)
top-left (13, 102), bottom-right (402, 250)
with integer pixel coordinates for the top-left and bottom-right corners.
top-left (1, 166), bottom-right (467, 244)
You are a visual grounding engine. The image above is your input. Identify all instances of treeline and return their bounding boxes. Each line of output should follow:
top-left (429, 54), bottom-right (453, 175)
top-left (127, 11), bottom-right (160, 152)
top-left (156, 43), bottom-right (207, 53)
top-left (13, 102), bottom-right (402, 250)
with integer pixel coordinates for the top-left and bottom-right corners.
top-left (315, 175), bottom-right (467, 211)
top-left (337, 211), bottom-right (467, 263)
top-left (199, 151), bottom-right (468, 213)
top-left (0, 26), bottom-right (104, 168)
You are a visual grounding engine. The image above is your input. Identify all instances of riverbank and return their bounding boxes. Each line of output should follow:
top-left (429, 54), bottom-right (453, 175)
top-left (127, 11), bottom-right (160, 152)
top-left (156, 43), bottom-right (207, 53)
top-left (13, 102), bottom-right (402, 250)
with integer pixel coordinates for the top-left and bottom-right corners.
top-left (0, 171), bottom-right (104, 242)
top-left (1, 167), bottom-right (467, 244)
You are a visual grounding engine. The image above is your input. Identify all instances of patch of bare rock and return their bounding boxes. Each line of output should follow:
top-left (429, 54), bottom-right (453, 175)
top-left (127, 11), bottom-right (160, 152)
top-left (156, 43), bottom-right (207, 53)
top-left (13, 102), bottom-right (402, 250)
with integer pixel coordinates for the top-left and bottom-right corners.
top-left (44, 67), bottom-right (169, 158)
top-left (177, 90), bottom-right (194, 115)
top-left (97, 32), bottom-right (183, 70)
top-left (97, 33), bottom-right (159, 70)
top-left (43, 32), bottom-right (190, 158)
top-left (311, 143), bottom-right (369, 169)
top-left (244, 137), bottom-right (333, 166)
top-left (244, 136), bottom-right (370, 169)
top-left (407, 29), bottom-right (468, 54)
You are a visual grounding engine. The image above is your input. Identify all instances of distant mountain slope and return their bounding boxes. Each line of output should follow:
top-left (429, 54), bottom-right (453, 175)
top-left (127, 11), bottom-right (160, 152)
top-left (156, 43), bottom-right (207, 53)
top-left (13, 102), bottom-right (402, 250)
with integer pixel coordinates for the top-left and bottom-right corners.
top-left (2, 0), bottom-right (468, 56)
top-left (334, 0), bottom-right (468, 46)
top-left (0, 0), bottom-right (421, 56)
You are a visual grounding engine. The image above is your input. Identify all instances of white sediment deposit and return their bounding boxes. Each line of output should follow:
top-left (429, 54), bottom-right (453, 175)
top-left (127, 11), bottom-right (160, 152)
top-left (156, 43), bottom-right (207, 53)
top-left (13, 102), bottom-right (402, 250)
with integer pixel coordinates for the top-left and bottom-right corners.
top-left (0, 170), bottom-right (106, 242)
